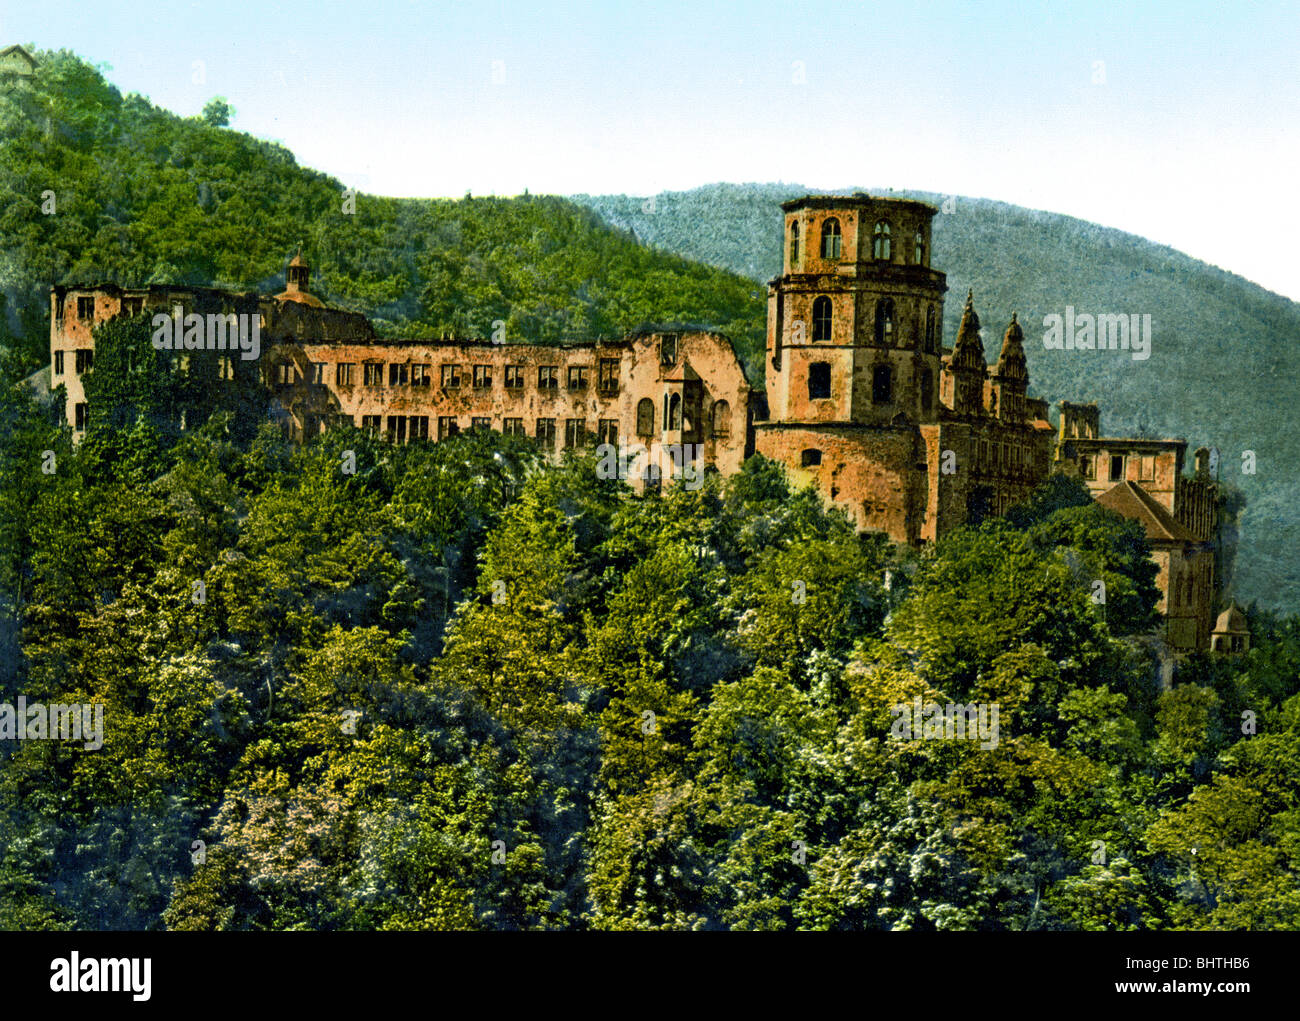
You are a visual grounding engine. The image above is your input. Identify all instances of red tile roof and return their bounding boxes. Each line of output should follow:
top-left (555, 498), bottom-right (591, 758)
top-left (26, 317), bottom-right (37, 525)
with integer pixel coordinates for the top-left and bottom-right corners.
top-left (1096, 480), bottom-right (1199, 544)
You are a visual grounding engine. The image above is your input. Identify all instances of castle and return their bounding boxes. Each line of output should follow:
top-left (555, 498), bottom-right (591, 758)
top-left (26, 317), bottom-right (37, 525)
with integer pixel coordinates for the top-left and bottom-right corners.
top-left (45, 194), bottom-right (1222, 651)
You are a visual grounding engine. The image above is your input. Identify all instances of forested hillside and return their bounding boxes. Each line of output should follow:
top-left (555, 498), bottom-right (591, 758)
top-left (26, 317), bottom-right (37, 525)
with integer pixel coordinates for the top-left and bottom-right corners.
top-left (2, 346), bottom-right (1298, 929)
top-left (0, 50), bottom-right (764, 373)
top-left (573, 184), bottom-right (1300, 613)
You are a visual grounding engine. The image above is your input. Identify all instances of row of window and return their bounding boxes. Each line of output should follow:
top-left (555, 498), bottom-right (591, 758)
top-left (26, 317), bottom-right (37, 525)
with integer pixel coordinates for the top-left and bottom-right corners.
top-left (308, 400), bottom-right (734, 443)
top-left (280, 358), bottom-right (622, 392)
top-left (804, 362), bottom-right (933, 410)
top-left (57, 296), bottom-right (147, 321)
top-left (975, 438), bottom-right (1037, 474)
top-left (790, 218), bottom-right (926, 265)
top-left (803, 297), bottom-right (939, 351)
top-left (52, 349), bottom-right (95, 375)
top-left (1081, 453), bottom-right (1158, 483)
top-left (332, 415), bottom-right (619, 447)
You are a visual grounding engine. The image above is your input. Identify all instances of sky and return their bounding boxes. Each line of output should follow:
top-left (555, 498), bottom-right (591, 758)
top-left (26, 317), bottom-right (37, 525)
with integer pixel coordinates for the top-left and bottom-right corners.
top-left (3, 0), bottom-right (1298, 300)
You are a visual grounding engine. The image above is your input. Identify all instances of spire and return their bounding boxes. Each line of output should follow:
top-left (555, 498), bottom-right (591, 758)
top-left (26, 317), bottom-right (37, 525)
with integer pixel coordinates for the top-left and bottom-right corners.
top-left (950, 289), bottom-right (985, 369)
top-left (995, 311), bottom-right (1028, 381)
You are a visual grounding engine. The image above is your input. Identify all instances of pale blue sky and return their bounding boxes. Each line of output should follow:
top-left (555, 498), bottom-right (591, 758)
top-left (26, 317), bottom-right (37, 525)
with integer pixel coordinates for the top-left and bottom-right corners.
top-left (3, 0), bottom-right (1297, 299)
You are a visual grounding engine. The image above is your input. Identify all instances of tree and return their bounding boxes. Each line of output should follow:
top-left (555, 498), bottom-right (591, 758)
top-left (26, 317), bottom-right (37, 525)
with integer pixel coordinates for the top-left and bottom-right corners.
top-left (201, 97), bottom-right (233, 127)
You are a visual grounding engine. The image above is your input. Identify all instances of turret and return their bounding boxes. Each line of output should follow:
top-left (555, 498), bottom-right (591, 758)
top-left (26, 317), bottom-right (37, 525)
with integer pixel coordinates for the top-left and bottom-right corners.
top-left (990, 312), bottom-right (1029, 422)
top-left (947, 290), bottom-right (987, 416)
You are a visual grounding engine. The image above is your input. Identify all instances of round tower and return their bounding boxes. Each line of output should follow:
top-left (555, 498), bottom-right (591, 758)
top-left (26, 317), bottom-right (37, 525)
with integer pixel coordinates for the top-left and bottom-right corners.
top-left (766, 193), bottom-right (947, 428)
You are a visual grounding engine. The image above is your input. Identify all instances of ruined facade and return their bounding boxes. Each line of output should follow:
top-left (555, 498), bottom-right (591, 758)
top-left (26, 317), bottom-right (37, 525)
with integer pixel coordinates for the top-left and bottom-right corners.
top-left (47, 196), bottom-right (1224, 650)
top-left (48, 255), bottom-right (752, 482)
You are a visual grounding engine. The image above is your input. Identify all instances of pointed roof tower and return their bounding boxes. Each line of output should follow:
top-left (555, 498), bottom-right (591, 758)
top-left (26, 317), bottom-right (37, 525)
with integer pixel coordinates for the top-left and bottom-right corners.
top-left (950, 290), bottom-right (986, 371)
top-left (994, 312), bottom-right (1029, 382)
top-left (275, 246), bottom-right (323, 307)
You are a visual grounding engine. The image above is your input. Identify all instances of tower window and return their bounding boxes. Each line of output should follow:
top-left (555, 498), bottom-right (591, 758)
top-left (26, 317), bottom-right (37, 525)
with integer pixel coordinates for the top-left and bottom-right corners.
top-left (920, 368), bottom-right (933, 411)
top-left (812, 296), bottom-right (832, 342)
top-left (789, 221), bottom-right (800, 265)
top-left (801, 449), bottom-right (822, 467)
top-left (1110, 454), bottom-right (1125, 481)
top-left (872, 365), bottom-right (892, 404)
top-left (808, 362), bottom-right (831, 400)
top-left (636, 398), bottom-right (655, 436)
top-left (925, 306), bottom-right (937, 352)
top-left (914, 231), bottom-right (925, 265)
top-left (820, 218), bottom-right (842, 259)
top-left (873, 221), bottom-right (892, 260)
top-left (874, 298), bottom-right (895, 344)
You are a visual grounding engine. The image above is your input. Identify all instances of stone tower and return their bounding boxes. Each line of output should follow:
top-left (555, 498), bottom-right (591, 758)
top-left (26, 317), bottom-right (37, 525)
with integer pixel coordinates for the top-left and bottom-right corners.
top-left (764, 193), bottom-right (947, 427)
top-left (755, 194), bottom-right (947, 539)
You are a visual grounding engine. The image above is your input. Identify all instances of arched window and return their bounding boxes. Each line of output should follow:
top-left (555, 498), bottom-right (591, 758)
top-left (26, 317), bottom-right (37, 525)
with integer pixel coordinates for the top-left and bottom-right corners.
top-left (874, 298), bottom-right (894, 344)
top-left (820, 218), bottom-right (841, 259)
top-left (812, 296), bottom-right (832, 342)
top-left (636, 397), bottom-right (654, 436)
top-left (872, 364), bottom-right (891, 404)
top-left (920, 368), bottom-right (933, 411)
top-left (789, 221), bottom-right (799, 265)
top-left (801, 448), bottom-right (822, 467)
top-left (873, 220), bottom-right (892, 260)
top-left (711, 399), bottom-right (731, 437)
top-left (924, 306), bottom-right (936, 352)
top-left (667, 392), bottom-right (682, 430)
top-left (808, 362), bottom-right (831, 400)
top-left (914, 230), bottom-right (925, 265)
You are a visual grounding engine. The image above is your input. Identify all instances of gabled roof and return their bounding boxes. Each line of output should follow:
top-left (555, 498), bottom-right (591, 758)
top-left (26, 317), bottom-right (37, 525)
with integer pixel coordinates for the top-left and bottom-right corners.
top-left (0, 45), bottom-right (38, 71)
top-left (1096, 480), bottom-right (1199, 544)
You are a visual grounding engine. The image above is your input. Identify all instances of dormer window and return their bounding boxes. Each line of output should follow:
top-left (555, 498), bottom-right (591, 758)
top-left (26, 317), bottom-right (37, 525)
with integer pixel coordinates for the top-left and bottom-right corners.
top-left (873, 221), bottom-right (892, 260)
top-left (820, 218), bottom-right (841, 259)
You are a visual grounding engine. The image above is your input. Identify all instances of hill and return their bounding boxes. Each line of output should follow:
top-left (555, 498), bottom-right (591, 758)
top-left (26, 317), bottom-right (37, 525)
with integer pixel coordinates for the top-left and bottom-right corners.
top-left (0, 50), bottom-right (764, 372)
top-left (571, 183), bottom-right (1300, 613)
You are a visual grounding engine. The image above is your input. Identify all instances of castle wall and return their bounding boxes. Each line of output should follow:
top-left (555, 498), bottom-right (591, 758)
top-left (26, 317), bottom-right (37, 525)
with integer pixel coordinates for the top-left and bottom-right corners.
top-left (754, 423), bottom-right (922, 539)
